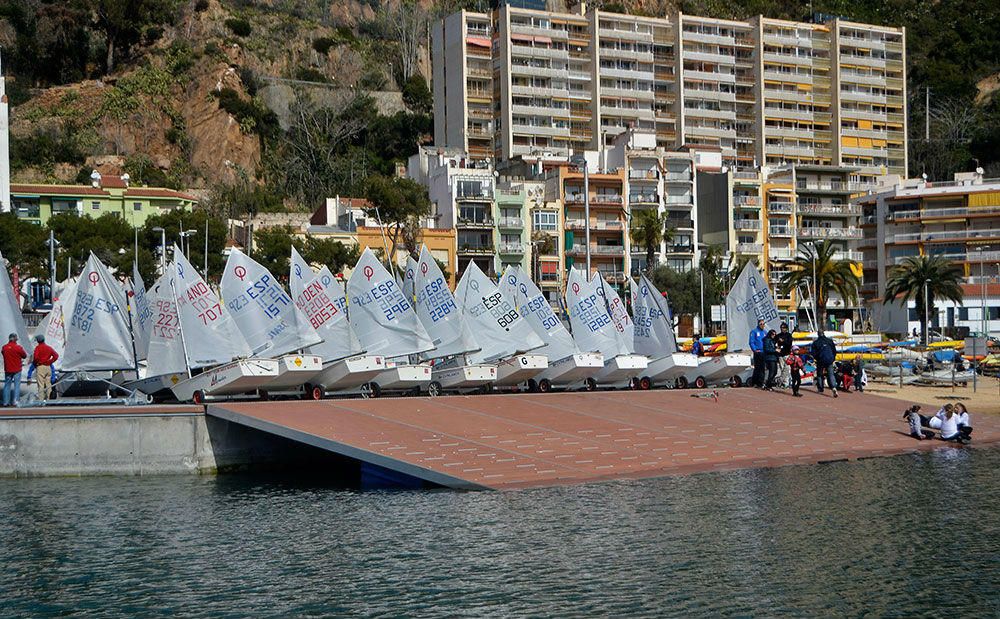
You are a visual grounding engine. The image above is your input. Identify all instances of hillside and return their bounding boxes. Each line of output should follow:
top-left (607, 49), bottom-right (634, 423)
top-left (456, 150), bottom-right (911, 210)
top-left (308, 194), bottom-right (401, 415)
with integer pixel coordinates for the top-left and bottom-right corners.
top-left (2, 0), bottom-right (1000, 209)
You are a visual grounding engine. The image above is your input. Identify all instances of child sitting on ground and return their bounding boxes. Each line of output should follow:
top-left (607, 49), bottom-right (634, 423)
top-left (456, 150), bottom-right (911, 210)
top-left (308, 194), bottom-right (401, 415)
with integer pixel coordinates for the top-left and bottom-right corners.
top-left (903, 405), bottom-right (934, 440)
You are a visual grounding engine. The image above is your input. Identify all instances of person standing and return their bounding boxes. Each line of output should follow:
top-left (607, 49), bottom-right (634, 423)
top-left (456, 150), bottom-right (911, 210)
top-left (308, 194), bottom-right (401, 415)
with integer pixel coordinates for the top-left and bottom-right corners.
top-left (763, 329), bottom-right (779, 390)
top-left (811, 330), bottom-right (838, 398)
top-left (749, 319), bottom-right (768, 388)
top-left (774, 322), bottom-right (794, 388)
top-left (786, 345), bottom-right (805, 397)
top-left (32, 334), bottom-right (59, 401)
top-left (2, 334), bottom-right (27, 408)
top-left (853, 355), bottom-right (866, 393)
top-left (691, 334), bottom-right (704, 357)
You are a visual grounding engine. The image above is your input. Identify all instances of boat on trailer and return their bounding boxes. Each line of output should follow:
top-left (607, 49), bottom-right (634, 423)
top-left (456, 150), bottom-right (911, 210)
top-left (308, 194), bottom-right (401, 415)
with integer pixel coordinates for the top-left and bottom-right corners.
top-left (499, 265), bottom-right (602, 391)
top-left (630, 274), bottom-right (699, 389)
top-left (347, 248), bottom-right (435, 396)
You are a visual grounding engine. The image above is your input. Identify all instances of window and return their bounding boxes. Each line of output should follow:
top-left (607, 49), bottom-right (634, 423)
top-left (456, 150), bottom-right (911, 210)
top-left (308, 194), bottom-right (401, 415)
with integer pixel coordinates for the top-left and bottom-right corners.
top-left (533, 211), bottom-right (558, 231)
top-left (51, 199), bottom-right (76, 214)
top-left (92, 201), bottom-right (101, 210)
top-left (13, 198), bottom-right (40, 218)
top-left (133, 202), bottom-right (142, 211)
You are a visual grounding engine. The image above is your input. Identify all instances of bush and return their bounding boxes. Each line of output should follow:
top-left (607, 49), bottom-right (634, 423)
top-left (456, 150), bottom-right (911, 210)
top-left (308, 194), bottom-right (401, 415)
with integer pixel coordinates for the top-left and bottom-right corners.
top-left (194, 0), bottom-right (209, 11)
top-left (224, 17), bottom-right (252, 37)
top-left (402, 74), bottom-right (432, 114)
top-left (165, 42), bottom-right (197, 77)
top-left (10, 126), bottom-right (87, 171)
top-left (212, 88), bottom-right (278, 139)
top-left (294, 67), bottom-right (329, 83)
top-left (312, 37), bottom-right (336, 55)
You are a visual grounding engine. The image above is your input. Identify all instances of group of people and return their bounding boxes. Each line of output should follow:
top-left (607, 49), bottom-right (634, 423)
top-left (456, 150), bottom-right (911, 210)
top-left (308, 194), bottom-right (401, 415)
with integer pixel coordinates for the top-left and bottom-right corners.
top-left (747, 320), bottom-right (866, 397)
top-left (903, 403), bottom-right (973, 444)
top-left (2, 333), bottom-right (59, 408)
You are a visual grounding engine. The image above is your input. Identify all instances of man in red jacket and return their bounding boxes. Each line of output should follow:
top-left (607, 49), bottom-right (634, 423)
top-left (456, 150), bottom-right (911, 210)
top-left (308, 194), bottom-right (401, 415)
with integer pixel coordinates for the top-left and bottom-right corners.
top-left (32, 334), bottom-right (59, 401)
top-left (2, 333), bottom-right (27, 407)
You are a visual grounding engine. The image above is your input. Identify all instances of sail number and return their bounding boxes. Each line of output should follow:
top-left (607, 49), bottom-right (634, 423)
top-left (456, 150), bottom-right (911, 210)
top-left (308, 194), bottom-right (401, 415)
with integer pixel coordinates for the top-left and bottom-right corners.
top-left (570, 293), bottom-right (611, 333)
top-left (70, 290), bottom-right (119, 334)
top-left (524, 295), bottom-right (559, 330)
top-left (182, 281), bottom-right (224, 325)
top-left (469, 292), bottom-right (518, 330)
top-left (417, 277), bottom-right (456, 323)
top-left (227, 274), bottom-right (290, 320)
top-left (296, 280), bottom-right (340, 329)
top-left (152, 300), bottom-right (180, 340)
top-left (353, 280), bottom-right (411, 322)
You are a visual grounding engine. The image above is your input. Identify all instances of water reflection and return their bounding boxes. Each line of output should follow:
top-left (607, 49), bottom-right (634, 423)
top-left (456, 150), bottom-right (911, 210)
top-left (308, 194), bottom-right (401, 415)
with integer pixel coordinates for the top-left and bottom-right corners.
top-left (0, 449), bottom-right (996, 616)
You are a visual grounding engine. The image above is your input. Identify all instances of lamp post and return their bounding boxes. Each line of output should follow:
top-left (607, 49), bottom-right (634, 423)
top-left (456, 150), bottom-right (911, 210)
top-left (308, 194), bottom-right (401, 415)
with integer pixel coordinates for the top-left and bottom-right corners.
top-left (976, 246), bottom-right (987, 336)
top-left (923, 278), bottom-right (931, 347)
top-left (46, 231), bottom-right (59, 304)
top-left (152, 226), bottom-right (166, 275)
top-left (571, 154), bottom-right (591, 277)
top-left (180, 230), bottom-right (197, 261)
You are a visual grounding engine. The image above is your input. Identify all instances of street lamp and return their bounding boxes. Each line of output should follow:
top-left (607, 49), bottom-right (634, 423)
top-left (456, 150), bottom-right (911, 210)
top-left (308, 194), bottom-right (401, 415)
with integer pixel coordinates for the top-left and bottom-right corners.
top-left (180, 229), bottom-right (198, 260)
top-left (45, 231), bottom-right (59, 304)
top-left (152, 227), bottom-right (166, 275)
top-left (923, 278), bottom-right (931, 347)
top-left (975, 246), bottom-right (987, 336)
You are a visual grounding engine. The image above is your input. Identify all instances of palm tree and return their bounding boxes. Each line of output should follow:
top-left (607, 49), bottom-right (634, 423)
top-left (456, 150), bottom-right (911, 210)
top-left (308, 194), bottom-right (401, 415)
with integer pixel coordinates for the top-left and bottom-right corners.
top-left (779, 240), bottom-right (861, 329)
top-left (629, 209), bottom-right (673, 273)
top-left (883, 255), bottom-right (963, 344)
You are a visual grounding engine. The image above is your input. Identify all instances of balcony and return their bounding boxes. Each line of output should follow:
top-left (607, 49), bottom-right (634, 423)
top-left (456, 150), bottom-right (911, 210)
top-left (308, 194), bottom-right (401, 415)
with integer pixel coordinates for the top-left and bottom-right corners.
top-left (795, 181), bottom-right (863, 193)
top-left (832, 250), bottom-right (864, 261)
top-left (456, 191), bottom-right (493, 202)
top-left (666, 218), bottom-right (695, 229)
top-left (665, 244), bottom-right (694, 254)
top-left (565, 219), bottom-right (624, 231)
top-left (566, 244), bottom-right (625, 256)
top-left (891, 229), bottom-right (1000, 244)
top-left (458, 244), bottom-right (494, 255)
top-left (797, 203), bottom-right (862, 216)
top-left (457, 218), bottom-right (495, 228)
top-left (499, 243), bottom-right (525, 255)
top-left (736, 242), bottom-right (763, 254)
top-left (566, 194), bottom-right (624, 206)
top-left (629, 194), bottom-right (659, 205)
top-left (498, 217), bottom-right (524, 229)
top-left (734, 219), bottom-right (762, 230)
top-left (628, 169), bottom-right (659, 181)
top-left (768, 201), bottom-right (794, 213)
top-left (769, 247), bottom-right (795, 260)
top-left (769, 225), bottom-right (795, 237)
top-left (797, 227), bottom-right (864, 239)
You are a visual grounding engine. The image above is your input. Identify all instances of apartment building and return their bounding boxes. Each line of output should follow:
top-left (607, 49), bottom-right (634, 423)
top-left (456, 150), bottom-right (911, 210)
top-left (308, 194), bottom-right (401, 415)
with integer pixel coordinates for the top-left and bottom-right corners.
top-left (857, 171), bottom-right (1000, 335)
top-left (433, 7), bottom-right (906, 179)
top-left (494, 182), bottom-right (532, 275)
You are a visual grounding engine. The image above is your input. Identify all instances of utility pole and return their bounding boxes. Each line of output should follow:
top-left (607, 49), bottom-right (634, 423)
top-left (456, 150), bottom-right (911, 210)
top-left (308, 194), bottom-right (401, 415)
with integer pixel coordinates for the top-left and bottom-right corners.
top-left (47, 231), bottom-right (57, 304)
top-left (925, 87), bottom-right (930, 142)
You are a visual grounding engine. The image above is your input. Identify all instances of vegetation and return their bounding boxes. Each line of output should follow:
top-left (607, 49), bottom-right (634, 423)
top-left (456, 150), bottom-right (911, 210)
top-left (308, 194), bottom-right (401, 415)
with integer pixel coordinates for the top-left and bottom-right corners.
top-left (224, 17), bottom-right (252, 38)
top-left (363, 176), bottom-right (432, 261)
top-left (779, 240), bottom-right (862, 328)
top-left (252, 226), bottom-right (359, 281)
top-left (883, 255), bottom-right (964, 344)
top-left (629, 209), bottom-right (673, 274)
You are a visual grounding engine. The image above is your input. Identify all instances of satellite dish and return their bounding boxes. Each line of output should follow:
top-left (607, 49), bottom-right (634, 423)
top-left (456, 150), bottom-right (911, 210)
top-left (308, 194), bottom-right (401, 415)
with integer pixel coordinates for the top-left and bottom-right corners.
top-left (976, 167), bottom-right (985, 175)
top-left (921, 172), bottom-right (928, 180)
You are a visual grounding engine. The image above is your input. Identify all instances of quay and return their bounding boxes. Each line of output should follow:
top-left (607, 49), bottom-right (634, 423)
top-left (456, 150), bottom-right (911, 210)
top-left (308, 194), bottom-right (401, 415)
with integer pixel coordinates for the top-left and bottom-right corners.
top-left (3, 391), bottom-right (998, 487)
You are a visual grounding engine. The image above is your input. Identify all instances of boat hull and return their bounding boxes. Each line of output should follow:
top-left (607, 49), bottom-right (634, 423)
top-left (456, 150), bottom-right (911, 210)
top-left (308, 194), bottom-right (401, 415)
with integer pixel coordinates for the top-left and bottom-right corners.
top-left (122, 372), bottom-right (186, 401)
top-left (536, 353), bottom-right (605, 387)
top-left (256, 355), bottom-right (324, 391)
top-left (375, 362), bottom-right (433, 391)
top-left (679, 353), bottom-right (753, 386)
top-left (644, 353), bottom-right (701, 384)
top-left (595, 354), bottom-right (649, 385)
top-left (170, 358), bottom-right (280, 402)
top-left (493, 354), bottom-right (548, 387)
top-left (312, 355), bottom-right (386, 392)
top-left (432, 364), bottom-right (497, 389)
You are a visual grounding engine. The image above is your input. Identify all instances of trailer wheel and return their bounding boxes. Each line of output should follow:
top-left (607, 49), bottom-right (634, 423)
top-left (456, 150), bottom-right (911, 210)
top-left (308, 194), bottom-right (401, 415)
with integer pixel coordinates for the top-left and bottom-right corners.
top-left (729, 375), bottom-right (743, 388)
top-left (694, 376), bottom-right (707, 389)
top-left (639, 376), bottom-right (652, 390)
top-left (538, 378), bottom-right (552, 393)
top-left (675, 376), bottom-right (689, 389)
top-left (527, 378), bottom-right (539, 392)
top-left (306, 384), bottom-right (324, 401)
top-left (192, 390), bottom-right (205, 405)
top-left (360, 382), bottom-right (381, 399)
top-left (258, 390), bottom-right (270, 401)
top-left (428, 381), bottom-right (443, 397)
top-left (584, 377), bottom-right (597, 391)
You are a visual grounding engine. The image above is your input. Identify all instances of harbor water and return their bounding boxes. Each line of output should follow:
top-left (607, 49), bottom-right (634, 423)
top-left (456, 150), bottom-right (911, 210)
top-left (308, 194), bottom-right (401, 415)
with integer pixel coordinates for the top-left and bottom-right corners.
top-left (1, 448), bottom-right (997, 616)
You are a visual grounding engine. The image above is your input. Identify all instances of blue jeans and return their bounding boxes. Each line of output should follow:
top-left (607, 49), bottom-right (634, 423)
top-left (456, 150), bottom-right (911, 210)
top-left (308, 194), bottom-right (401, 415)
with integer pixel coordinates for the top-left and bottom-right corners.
top-left (3, 372), bottom-right (22, 406)
top-left (816, 364), bottom-right (837, 392)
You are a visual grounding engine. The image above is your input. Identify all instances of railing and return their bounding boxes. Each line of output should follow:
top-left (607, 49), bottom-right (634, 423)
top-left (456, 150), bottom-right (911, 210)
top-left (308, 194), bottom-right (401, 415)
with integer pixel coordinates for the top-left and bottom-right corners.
top-left (734, 219), bottom-right (762, 230)
top-left (565, 195), bottom-right (624, 205)
top-left (797, 203), bottom-right (863, 215)
top-left (498, 217), bottom-right (524, 228)
top-left (796, 181), bottom-right (869, 192)
top-left (567, 245), bottom-right (625, 255)
top-left (769, 226), bottom-right (795, 237)
top-left (736, 243), bottom-right (763, 254)
top-left (458, 244), bottom-right (494, 254)
top-left (768, 201), bottom-right (793, 213)
top-left (499, 243), bottom-right (525, 254)
top-left (629, 194), bottom-right (659, 204)
top-left (456, 191), bottom-right (493, 200)
top-left (769, 248), bottom-right (795, 259)
top-left (457, 218), bottom-right (494, 227)
top-left (889, 205), bottom-right (1000, 221)
top-left (734, 195), bottom-right (760, 207)
top-left (667, 219), bottom-right (695, 229)
top-left (798, 227), bottom-right (864, 239)
top-left (832, 250), bottom-right (864, 262)
top-left (892, 229), bottom-right (1000, 243)
top-left (628, 170), bottom-right (659, 180)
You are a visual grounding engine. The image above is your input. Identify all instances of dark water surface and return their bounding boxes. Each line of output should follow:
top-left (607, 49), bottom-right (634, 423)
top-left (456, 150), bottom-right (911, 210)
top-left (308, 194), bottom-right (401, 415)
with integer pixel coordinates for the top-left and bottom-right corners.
top-left (1, 448), bottom-right (998, 617)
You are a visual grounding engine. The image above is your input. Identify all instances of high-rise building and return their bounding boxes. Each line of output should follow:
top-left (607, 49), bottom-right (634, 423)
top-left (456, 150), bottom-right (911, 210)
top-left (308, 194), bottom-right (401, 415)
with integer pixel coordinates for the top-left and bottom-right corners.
top-left (432, 7), bottom-right (907, 183)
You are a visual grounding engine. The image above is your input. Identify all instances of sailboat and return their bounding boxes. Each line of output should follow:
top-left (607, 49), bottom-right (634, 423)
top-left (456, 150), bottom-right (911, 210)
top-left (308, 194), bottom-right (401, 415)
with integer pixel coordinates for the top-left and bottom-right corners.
top-left (35, 276), bottom-right (77, 377)
top-left (221, 248), bottom-right (324, 396)
top-left (629, 274), bottom-right (699, 389)
top-left (122, 270), bottom-right (188, 400)
top-left (289, 246), bottom-right (385, 399)
top-left (683, 261), bottom-right (771, 388)
top-left (0, 250), bottom-right (32, 404)
top-left (402, 255), bottom-right (418, 302)
top-left (565, 268), bottom-right (647, 389)
top-left (413, 246), bottom-right (496, 394)
top-left (347, 248), bottom-right (435, 394)
top-left (499, 266), bottom-right (602, 391)
top-left (169, 247), bottom-right (279, 403)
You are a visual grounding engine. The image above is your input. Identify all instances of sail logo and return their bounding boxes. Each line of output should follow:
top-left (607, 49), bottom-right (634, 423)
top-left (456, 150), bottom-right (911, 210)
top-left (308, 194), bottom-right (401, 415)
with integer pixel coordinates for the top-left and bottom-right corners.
top-left (363, 265), bottom-right (374, 281)
top-left (88, 271), bottom-right (99, 285)
top-left (234, 265), bottom-right (247, 281)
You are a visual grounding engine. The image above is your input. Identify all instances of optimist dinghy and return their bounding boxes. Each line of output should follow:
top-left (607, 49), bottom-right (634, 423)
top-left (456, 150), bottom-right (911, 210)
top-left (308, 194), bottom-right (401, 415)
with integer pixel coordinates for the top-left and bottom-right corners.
top-left (565, 268), bottom-right (647, 389)
top-left (629, 274), bottom-right (698, 389)
top-left (0, 250), bottom-right (33, 403)
top-left (454, 261), bottom-right (548, 391)
top-left (122, 271), bottom-right (188, 400)
top-left (168, 248), bottom-right (278, 403)
top-left (498, 266), bottom-right (599, 391)
top-left (347, 248), bottom-right (435, 394)
top-left (289, 247), bottom-right (385, 399)
top-left (413, 246), bottom-right (495, 394)
top-left (221, 249), bottom-right (324, 395)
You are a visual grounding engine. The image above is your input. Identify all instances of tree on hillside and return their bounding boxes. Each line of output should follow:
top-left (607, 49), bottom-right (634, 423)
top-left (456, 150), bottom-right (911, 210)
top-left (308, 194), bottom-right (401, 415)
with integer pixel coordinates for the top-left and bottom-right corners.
top-left (629, 209), bottom-right (673, 273)
top-left (90, 0), bottom-right (175, 73)
top-left (884, 255), bottom-right (964, 344)
top-left (779, 240), bottom-right (861, 329)
top-left (378, 0), bottom-right (428, 82)
top-left (402, 74), bottom-right (433, 115)
top-left (363, 176), bottom-right (431, 265)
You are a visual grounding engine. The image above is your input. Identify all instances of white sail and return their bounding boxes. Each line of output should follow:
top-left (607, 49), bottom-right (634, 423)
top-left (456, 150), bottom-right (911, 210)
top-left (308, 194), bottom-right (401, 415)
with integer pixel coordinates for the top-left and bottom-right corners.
top-left (402, 255), bottom-right (418, 303)
top-left (145, 272), bottom-right (188, 377)
top-left (565, 268), bottom-right (626, 359)
top-left (346, 248), bottom-right (433, 359)
top-left (0, 250), bottom-right (31, 356)
top-left (289, 247), bottom-right (363, 362)
top-left (174, 247), bottom-right (251, 368)
top-left (129, 262), bottom-right (153, 360)
top-left (598, 276), bottom-right (635, 354)
top-left (499, 265), bottom-right (578, 362)
top-left (221, 248), bottom-right (321, 358)
top-left (726, 261), bottom-right (780, 353)
top-left (37, 277), bottom-right (78, 360)
top-left (62, 253), bottom-right (136, 371)
top-left (413, 245), bottom-right (478, 360)
top-left (630, 275), bottom-right (678, 358)
top-left (456, 261), bottom-right (543, 364)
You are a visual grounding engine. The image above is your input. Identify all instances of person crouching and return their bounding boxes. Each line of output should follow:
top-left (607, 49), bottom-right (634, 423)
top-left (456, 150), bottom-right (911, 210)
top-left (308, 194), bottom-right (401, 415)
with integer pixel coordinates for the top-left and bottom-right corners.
top-left (903, 405), bottom-right (934, 440)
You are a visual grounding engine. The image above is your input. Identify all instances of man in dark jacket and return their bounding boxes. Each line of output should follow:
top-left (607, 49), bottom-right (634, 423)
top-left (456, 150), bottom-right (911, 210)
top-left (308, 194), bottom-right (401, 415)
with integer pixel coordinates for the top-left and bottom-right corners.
top-left (774, 322), bottom-right (794, 388)
top-left (811, 331), bottom-right (838, 397)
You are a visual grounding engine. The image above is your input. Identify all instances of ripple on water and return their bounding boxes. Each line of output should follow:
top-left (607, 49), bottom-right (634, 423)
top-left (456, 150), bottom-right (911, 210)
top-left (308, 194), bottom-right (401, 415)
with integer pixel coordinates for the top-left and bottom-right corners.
top-left (0, 449), bottom-right (998, 617)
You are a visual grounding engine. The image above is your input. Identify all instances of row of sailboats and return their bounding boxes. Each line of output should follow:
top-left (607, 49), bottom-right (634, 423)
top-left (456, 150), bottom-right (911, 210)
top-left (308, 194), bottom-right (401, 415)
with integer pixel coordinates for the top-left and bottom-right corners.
top-left (1, 241), bottom-right (777, 405)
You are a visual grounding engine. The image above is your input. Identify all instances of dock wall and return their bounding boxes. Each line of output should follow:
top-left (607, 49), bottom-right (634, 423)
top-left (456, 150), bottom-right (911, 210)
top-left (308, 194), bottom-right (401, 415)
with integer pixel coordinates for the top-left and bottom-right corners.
top-left (0, 412), bottom-right (312, 478)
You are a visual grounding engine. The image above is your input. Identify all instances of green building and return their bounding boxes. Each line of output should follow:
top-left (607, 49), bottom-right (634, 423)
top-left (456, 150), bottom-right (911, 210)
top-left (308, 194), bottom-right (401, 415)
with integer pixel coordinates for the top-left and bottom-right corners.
top-left (494, 184), bottom-right (531, 275)
top-left (10, 174), bottom-right (198, 227)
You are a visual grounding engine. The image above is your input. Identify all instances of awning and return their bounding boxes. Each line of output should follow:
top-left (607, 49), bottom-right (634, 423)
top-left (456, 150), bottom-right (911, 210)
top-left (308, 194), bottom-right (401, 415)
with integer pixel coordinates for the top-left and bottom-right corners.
top-left (534, 35), bottom-right (553, 44)
top-left (466, 36), bottom-right (491, 47)
top-left (511, 33), bottom-right (534, 43)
